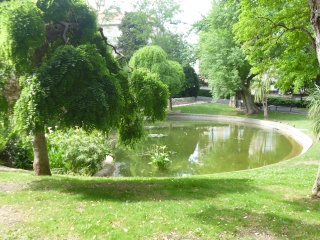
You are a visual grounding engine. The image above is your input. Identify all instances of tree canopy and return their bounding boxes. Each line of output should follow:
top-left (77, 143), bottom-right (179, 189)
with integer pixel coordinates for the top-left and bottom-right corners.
top-left (117, 0), bottom-right (194, 68)
top-left (117, 11), bottom-right (152, 59)
top-left (197, 0), bottom-right (259, 114)
top-left (129, 45), bottom-right (185, 110)
top-left (0, 0), bottom-right (169, 175)
top-left (234, 0), bottom-right (320, 93)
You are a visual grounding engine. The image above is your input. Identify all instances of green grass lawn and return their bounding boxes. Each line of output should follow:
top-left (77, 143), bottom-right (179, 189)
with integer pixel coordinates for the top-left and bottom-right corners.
top-left (0, 103), bottom-right (319, 240)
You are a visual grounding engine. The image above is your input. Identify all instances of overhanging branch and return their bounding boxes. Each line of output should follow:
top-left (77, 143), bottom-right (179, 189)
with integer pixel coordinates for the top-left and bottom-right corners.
top-left (256, 16), bottom-right (316, 49)
top-left (98, 27), bottom-right (125, 59)
top-left (98, 27), bottom-right (133, 72)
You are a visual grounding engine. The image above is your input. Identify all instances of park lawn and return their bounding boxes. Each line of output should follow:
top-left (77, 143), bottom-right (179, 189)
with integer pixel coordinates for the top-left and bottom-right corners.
top-left (0, 103), bottom-right (320, 240)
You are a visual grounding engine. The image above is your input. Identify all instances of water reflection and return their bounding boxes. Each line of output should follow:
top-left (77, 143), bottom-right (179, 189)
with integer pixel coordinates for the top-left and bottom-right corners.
top-left (113, 122), bottom-right (302, 177)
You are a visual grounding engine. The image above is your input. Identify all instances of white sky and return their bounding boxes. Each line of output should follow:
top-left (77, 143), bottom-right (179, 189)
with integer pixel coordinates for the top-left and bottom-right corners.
top-left (177, 0), bottom-right (212, 25)
top-left (88, 0), bottom-right (212, 30)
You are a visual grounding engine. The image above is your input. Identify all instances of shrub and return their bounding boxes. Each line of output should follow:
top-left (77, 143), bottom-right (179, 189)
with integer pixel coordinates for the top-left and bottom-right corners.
top-left (198, 89), bottom-right (212, 97)
top-left (47, 127), bottom-right (112, 176)
top-left (266, 96), bottom-right (308, 108)
top-left (0, 133), bottom-right (33, 169)
top-left (149, 145), bottom-right (171, 171)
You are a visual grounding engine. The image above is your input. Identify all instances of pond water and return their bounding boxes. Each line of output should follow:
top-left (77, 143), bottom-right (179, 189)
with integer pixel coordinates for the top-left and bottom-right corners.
top-left (112, 122), bottom-right (303, 177)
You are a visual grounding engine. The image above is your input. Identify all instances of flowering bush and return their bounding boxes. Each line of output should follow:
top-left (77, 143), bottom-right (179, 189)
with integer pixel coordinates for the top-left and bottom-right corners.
top-left (47, 127), bottom-right (112, 175)
top-left (149, 145), bottom-right (171, 171)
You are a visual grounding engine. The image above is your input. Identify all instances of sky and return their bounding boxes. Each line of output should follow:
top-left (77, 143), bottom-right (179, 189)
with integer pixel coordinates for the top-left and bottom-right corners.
top-left (176, 0), bottom-right (212, 25)
top-left (88, 0), bottom-right (212, 29)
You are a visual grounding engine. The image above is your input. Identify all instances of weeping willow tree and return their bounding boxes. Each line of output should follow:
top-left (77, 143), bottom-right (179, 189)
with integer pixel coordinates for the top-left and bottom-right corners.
top-left (0, 0), bottom-right (168, 176)
top-left (130, 45), bottom-right (185, 110)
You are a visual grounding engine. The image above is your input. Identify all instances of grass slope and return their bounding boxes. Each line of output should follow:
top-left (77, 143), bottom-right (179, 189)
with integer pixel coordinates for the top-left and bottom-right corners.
top-left (0, 103), bottom-right (319, 240)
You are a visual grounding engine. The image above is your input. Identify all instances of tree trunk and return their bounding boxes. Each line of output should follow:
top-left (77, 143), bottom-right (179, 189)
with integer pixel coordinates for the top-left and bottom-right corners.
top-left (33, 130), bottom-right (51, 176)
top-left (229, 93), bottom-right (239, 108)
top-left (312, 165), bottom-right (320, 197)
top-left (309, 0), bottom-right (320, 65)
top-left (240, 88), bottom-right (260, 114)
top-left (263, 99), bottom-right (268, 119)
top-left (309, 0), bottom-right (320, 197)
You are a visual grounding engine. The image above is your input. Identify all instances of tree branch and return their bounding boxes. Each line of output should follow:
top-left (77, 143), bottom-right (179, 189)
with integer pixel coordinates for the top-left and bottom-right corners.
top-left (256, 16), bottom-right (316, 49)
top-left (34, 21), bottom-right (78, 65)
top-left (59, 21), bottom-right (70, 44)
top-left (98, 27), bottom-right (133, 72)
top-left (98, 27), bottom-right (125, 59)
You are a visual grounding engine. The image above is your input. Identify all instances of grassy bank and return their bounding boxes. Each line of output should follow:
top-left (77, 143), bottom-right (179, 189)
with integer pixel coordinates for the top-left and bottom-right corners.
top-left (0, 103), bottom-right (319, 239)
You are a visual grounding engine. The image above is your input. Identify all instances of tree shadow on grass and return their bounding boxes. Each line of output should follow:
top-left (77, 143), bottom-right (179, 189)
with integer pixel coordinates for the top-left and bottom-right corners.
top-left (27, 176), bottom-right (254, 202)
top-left (191, 198), bottom-right (320, 239)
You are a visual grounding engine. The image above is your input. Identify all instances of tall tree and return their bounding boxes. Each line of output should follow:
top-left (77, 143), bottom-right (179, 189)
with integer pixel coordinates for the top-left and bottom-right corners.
top-left (117, 0), bottom-right (194, 67)
top-left (117, 11), bottom-right (152, 60)
top-left (0, 0), bottom-right (168, 176)
top-left (234, 0), bottom-right (320, 94)
top-left (235, 0), bottom-right (320, 197)
top-left (133, 0), bottom-right (182, 35)
top-left (152, 31), bottom-right (196, 65)
top-left (180, 65), bottom-right (200, 98)
top-left (197, 0), bottom-right (260, 114)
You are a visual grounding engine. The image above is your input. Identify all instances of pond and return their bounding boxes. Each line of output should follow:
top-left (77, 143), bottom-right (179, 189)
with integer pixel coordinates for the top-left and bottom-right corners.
top-left (112, 121), bottom-right (303, 177)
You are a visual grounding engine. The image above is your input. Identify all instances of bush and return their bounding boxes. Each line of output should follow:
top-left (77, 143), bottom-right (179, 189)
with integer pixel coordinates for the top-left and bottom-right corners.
top-left (0, 133), bottom-right (33, 169)
top-left (47, 127), bottom-right (112, 176)
top-left (266, 96), bottom-right (308, 108)
top-left (198, 89), bottom-right (212, 97)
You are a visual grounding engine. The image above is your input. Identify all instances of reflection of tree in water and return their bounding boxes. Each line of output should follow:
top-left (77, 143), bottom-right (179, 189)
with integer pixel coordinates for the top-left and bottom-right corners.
top-left (113, 123), bottom-right (296, 177)
top-left (197, 125), bottom-right (294, 174)
top-left (196, 125), bottom-right (253, 173)
top-left (248, 130), bottom-right (292, 168)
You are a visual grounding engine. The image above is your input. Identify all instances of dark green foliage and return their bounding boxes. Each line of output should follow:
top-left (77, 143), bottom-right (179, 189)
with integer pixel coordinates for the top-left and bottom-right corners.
top-left (118, 11), bottom-right (152, 59)
top-left (130, 69), bottom-right (169, 121)
top-left (118, 114), bottom-right (145, 146)
top-left (177, 65), bottom-right (200, 97)
top-left (91, 33), bottom-right (120, 74)
top-left (197, 89), bottom-right (212, 97)
top-left (37, 0), bottom-right (73, 23)
top-left (0, 0), bottom-right (45, 73)
top-left (0, 0), bottom-right (170, 175)
top-left (15, 44), bottom-right (123, 133)
top-left (0, 133), bottom-right (33, 169)
top-left (47, 127), bottom-right (111, 175)
top-left (266, 96), bottom-right (308, 108)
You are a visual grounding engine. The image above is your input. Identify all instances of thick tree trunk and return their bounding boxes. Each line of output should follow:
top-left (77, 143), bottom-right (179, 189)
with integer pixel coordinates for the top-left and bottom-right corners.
top-left (229, 93), bottom-right (239, 108)
top-left (33, 130), bottom-right (51, 176)
top-left (309, 0), bottom-right (320, 197)
top-left (240, 88), bottom-right (260, 114)
top-left (310, 0), bottom-right (320, 65)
